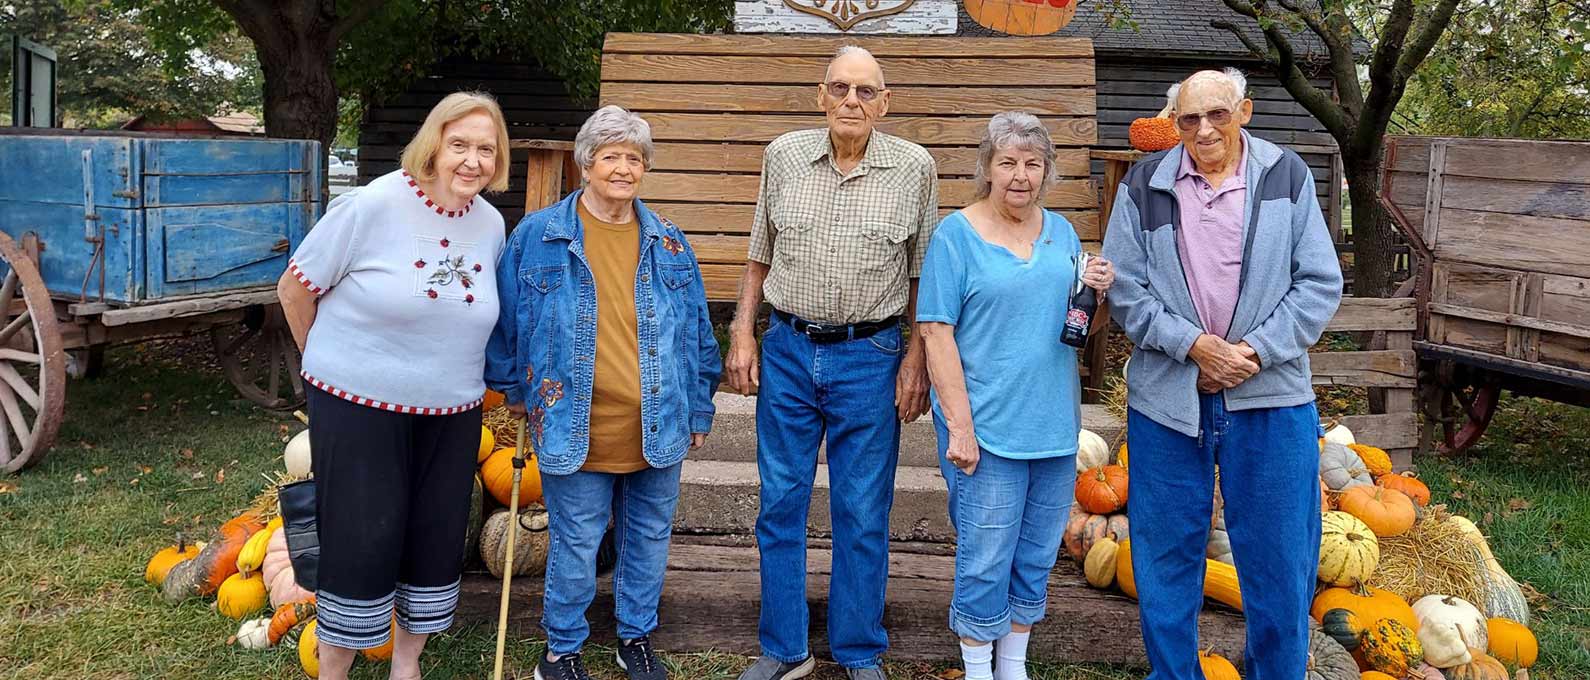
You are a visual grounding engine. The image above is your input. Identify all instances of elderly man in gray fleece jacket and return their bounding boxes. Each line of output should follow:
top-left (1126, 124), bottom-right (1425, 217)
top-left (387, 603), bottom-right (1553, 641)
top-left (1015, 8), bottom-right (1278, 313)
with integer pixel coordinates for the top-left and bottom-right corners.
top-left (1102, 68), bottom-right (1342, 680)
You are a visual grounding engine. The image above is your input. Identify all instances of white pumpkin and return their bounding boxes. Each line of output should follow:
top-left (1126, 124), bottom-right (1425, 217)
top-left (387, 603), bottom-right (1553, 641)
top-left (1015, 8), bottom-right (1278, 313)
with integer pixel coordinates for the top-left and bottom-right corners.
top-left (1416, 618), bottom-right (1473, 668)
top-left (1077, 429), bottom-right (1109, 471)
top-left (284, 430), bottom-right (311, 477)
top-left (1322, 421), bottom-right (1355, 446)
top-left (1412, 594), bottom-right (1488, 651)
top-left (235, 617), bottom-right (272, 650)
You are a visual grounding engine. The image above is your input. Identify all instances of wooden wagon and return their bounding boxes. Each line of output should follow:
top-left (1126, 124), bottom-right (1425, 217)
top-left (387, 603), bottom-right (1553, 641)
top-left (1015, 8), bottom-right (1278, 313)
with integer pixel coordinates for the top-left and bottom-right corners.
top-left (1382, 135), bottom-right (1590, 453)
top-left (0, 129), bottom-right (319, 472)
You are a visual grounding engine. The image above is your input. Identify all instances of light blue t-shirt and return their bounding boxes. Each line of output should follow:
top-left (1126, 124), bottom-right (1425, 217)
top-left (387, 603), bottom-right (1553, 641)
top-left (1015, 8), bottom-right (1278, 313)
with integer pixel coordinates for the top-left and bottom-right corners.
top-left (916, 209), bottom-right (1083, 459)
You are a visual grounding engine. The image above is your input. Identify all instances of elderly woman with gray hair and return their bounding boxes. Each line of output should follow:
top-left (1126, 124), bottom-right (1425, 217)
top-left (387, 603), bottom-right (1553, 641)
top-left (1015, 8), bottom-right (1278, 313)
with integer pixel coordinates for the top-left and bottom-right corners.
top-left (916, 111), bottom-right (1113, 680)
top-left (485, 105), bottom-right (721, 680)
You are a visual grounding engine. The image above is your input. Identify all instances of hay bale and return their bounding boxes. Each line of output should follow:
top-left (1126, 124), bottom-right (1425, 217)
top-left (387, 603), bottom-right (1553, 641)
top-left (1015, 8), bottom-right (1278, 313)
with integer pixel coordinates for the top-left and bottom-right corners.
top-left (1367, 506), bottom-right (1487, 606)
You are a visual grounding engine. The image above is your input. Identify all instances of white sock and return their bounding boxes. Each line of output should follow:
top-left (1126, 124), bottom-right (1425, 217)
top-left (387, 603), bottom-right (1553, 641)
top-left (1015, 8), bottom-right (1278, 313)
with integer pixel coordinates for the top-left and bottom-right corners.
top-left (961, 641), bottom-right (995, 680)
top-left (994, 631), bottom-right (1031, 680)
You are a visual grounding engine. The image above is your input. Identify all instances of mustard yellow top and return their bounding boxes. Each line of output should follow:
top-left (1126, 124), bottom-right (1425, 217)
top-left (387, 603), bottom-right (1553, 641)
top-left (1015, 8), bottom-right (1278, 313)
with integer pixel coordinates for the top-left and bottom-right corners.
top-left (578, 200), bottom-right (647, 474)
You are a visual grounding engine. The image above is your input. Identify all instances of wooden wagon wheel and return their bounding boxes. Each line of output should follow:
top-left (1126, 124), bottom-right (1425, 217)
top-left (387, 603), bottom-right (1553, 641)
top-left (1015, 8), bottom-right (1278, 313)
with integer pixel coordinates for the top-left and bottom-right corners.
top-left (211, 304), bottom-right (305, 410)
top-left (0, 232), bottom-right (67, 473)
top-left (1429, 359), bottom-right (1501, 455)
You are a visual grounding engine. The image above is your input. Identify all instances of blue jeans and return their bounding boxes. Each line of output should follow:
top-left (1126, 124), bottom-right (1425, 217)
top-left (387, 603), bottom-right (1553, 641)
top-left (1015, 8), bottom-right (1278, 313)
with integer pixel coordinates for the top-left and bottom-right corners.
top-left (539, 463), bottom-right (683, 656)
top-left (755, 315), bottom-right (902, 669)
top-left (934, 414), bottom-right (1075, 641)
top-left (1127, 395), bottom-right (1321, 680)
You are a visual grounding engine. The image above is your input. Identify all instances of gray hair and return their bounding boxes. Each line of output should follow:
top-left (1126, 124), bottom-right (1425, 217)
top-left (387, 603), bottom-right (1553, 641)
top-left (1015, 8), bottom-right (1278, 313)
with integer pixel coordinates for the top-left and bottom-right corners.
top-left (973, 111), bottom-right (1058, 201)
top-left (827, 45), bottom-right (885, 88)
top-left (1167, 67), bottom-right (1248, 111)
top-left (574, 105), bottom-right (654, 174)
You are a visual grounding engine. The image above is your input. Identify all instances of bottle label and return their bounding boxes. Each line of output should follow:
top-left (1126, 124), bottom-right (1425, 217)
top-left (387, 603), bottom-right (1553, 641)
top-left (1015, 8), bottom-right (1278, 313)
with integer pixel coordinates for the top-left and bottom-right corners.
top-left (1066, 307), bottom-right (1090, 327)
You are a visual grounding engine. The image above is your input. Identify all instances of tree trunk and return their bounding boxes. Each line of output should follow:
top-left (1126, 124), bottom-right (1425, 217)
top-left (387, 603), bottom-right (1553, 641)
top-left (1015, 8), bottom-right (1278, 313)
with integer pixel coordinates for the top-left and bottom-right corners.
top-left (1343, 153), bottom-right (1398, 298)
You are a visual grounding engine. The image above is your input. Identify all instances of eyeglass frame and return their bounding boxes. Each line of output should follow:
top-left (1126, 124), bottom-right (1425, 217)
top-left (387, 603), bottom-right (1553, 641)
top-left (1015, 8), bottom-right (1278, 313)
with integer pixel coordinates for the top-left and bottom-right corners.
top-left (1174, 107), bottom-right (1238, 131)
top-left (822, 80), bottom-right (885, 103)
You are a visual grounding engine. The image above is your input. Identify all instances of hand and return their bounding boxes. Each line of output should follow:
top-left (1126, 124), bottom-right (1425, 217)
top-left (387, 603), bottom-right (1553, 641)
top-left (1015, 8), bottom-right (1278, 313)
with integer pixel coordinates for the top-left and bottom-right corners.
top-left (1188, 334), bottom-right (1260, 389)
top-left (1196, 371), bottom-right (1222, 394)
top-left (946, 430), bottom-right (980, 475)
top-left (1235, 341), bottom-right (1262, 369)
top-left (895, 345), bottom-right (930, 423)
top-left (725, 329), bottom-right (760, 395)
top-left (691, 433), bottom-right (707, 450)
top-left (506, 402), bottom-right (528, 419)
top-left (1082, 256), bottom-right (1115, 295)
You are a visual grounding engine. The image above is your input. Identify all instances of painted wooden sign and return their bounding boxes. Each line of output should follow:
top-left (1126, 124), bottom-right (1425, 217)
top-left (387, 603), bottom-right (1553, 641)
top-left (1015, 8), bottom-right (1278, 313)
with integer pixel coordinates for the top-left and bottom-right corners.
top-left (733, 0), bottom-right (957, 34)
top-left (964, 0), bottom-right (1079, 35)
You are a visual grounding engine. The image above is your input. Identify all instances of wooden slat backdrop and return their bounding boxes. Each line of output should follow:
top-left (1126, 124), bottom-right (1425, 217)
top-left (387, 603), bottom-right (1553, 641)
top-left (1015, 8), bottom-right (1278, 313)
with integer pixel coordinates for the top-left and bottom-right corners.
top-left (600, 33), bottom-right (1099, 301)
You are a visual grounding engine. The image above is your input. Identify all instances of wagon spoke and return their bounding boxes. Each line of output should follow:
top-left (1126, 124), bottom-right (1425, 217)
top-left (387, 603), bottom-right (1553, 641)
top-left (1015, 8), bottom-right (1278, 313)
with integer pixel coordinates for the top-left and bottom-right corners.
top-left (0, 348), bottom-right (41, 363)
top-left (222, 327), bottom-right (259, 358)
top-left (267, 345), bottom-right (282, 404)
top-left (0, 379), bottom-right (32, 450)
top-left (0, 362), bottom-right (40, 410)
top-left (0, 402), bottom-right (11, 467)
top-left (0, 270), bottom-right (17, 316)
top-left (0, 310), bottom-right (31, 346)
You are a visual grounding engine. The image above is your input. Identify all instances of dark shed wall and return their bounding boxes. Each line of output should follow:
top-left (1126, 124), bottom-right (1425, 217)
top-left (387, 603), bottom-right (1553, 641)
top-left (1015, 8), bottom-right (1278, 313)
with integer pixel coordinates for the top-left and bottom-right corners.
top-left (356, 59), bottom-right (590, 226)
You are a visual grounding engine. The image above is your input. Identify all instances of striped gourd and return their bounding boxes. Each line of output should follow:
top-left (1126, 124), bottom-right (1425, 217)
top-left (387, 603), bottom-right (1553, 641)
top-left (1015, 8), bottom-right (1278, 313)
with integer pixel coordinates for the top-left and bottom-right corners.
top-left (1319, 511), bottom-right (1380, 587)
top-left (1448, 515), bottom-right (1530, 625)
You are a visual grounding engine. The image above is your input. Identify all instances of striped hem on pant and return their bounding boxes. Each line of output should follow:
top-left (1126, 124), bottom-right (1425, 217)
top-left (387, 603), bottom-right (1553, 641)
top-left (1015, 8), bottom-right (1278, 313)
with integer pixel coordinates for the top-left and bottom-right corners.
top-left (396, 579), bottom-right (462, 634)
top-left (316, 590), bottom-right (396, 650)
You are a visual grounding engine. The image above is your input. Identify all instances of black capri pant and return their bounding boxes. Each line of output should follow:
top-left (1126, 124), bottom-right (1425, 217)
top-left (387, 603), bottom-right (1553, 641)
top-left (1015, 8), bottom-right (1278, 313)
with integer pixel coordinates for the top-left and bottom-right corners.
top-left (307, 385), bottom-right (481, 649)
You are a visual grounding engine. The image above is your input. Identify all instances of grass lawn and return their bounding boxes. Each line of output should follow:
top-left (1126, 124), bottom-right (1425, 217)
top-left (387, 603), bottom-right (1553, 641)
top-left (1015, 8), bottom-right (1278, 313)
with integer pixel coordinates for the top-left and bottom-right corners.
top-left (1, 340), bottom-right (1583, 678)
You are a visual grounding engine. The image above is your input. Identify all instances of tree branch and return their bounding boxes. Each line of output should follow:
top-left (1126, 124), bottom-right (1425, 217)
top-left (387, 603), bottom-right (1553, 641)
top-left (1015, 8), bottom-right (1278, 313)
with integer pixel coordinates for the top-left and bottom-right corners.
top-left (331, 0), bottom-right (392, 42)
top-left (1395, 0), bottom-right (1462, 81)
top-left (1216, 0), bottom-right (1354, 143)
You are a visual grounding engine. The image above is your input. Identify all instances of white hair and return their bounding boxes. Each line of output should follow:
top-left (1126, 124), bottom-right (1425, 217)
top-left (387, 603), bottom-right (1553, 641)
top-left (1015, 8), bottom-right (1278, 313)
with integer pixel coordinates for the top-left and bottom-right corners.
top-left (573, 105), bottom-right (654, 173)
top-left (973, 111), bottom-right (1058, 201)
top-left (1167, 67), bottom-right (1249, 111)
top-left (827, 45), bottom-right (885, 88)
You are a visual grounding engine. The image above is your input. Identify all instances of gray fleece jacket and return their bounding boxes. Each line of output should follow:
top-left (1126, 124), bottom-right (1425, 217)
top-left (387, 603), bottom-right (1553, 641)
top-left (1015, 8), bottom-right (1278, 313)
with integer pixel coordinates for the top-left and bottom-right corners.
top-left (1101, 132), bottom-right (1343, 438)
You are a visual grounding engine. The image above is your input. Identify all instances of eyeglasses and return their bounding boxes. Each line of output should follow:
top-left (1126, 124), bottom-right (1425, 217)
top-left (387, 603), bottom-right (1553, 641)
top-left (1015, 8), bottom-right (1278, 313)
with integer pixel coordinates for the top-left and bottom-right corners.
top-left (1175, 108), bottom-right (1233, 131)
top-left (824, 81), bottom-right (882, 103)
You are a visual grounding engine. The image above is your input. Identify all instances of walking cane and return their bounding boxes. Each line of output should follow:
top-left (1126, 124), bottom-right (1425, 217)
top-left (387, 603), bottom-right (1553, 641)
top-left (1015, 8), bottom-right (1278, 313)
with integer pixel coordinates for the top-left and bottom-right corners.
top-left (492, 417), bottom-right (529, 680)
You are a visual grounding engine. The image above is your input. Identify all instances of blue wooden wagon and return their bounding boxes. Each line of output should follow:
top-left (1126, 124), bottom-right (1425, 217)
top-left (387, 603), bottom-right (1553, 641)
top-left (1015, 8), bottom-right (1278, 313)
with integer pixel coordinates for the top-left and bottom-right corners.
top-left (0, 129), bottom-right (321, 471)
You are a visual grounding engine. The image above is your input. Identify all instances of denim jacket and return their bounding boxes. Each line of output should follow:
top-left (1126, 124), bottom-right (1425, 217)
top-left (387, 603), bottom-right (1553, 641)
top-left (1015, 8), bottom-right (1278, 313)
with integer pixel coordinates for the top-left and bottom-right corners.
top-left (484, 191), bottom-right (722, 475)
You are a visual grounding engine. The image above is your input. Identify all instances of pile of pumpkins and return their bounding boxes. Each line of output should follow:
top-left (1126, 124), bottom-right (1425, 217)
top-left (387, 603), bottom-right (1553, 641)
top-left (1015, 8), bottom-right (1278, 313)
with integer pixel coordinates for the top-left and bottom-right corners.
top-left (1062, 423), bottom-right (1540, 680)
top-left (140, 389), bottom-right (550, 678)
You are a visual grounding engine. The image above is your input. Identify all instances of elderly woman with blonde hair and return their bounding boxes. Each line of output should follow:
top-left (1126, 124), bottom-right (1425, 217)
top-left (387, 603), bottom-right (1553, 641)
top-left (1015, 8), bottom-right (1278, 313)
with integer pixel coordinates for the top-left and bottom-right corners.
top-left (277, 91), bottom-right (510, 680)
top-left (917, 111), bottom-right (1113, 680)
top-left (486, 105), bottom-right (720, 680)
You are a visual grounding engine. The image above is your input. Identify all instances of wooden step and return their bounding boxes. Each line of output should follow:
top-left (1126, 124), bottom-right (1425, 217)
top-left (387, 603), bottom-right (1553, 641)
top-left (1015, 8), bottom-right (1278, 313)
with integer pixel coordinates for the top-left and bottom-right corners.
top-left (676, 459), bottom-right (954, 541)
top-left (453, 535), bottom-right (1248, 667)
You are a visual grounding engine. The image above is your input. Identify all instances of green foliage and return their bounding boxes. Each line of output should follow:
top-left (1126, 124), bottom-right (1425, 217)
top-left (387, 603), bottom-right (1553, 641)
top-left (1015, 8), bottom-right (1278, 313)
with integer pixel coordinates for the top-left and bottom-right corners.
top-left (1, 0), bottom-right (260, 127)
top-left (1396, 0), bottom-right (1590, 139)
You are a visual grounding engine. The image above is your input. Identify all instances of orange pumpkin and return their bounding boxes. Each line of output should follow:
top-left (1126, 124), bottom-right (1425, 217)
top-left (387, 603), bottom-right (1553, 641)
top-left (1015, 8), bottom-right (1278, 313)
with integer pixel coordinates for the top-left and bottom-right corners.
top-left (1129, 117), bottom-right (1179, 152)
top-left (1446, 649), bottom-right (1509, 680)
top-left (1376, 472), bottom-right (1431, 507)
top-left (1485, 617), bottom-right (1537, 668)
top-left (1063, 511), bottom-right (1128, 563)
top-left (268, 599), bottom-right (317, 646)
top-left (360, 614), bottom-right (399, 661)
top-left (1312, 584), bottom-right (1419, 632)
top-left (482, 389), bottom-right (505, 412)
top-left (144, 537), bottom-right (200, 586)
top-left (1361, 672), bottom-right (1398, 680)
top-left (481, 447), bottom-right (542, 507)
top-left (1337, 486), bottom-right (1417, 537)
top-left (1075, 465), bottom-right (1128, 514)
top-left (1198, 649), bottom-right (1240, 680)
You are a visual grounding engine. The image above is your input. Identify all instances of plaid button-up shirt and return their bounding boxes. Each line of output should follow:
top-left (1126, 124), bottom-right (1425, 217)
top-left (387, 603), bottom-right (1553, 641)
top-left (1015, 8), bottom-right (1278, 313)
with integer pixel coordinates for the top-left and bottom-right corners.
top-left (747, 128), bottom-right (939, 324)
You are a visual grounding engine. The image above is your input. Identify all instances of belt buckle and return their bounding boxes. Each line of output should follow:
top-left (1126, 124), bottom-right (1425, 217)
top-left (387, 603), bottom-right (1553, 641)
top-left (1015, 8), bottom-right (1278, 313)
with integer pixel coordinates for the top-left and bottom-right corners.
top-left (803, 322), bottom-right (844, 342)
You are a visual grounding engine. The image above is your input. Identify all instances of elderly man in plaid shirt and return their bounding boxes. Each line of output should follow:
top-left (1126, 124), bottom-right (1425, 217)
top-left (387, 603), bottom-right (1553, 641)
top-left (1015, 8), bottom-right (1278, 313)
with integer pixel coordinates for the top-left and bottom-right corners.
top-left (725, 46), bottom-right (938, 680)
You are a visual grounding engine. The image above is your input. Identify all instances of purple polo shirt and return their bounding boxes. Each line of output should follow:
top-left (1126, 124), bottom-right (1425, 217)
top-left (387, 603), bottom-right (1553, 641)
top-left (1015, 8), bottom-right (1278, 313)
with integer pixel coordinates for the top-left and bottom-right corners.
top-left (1174, 140), bottom-right (1248, 339)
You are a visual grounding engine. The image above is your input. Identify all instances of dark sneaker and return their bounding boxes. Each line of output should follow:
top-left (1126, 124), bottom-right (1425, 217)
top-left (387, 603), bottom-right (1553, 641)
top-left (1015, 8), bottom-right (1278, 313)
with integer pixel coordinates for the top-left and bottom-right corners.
top-left (533, 652), bottom-right (592, 680)
top-left (616, 636), bottom-right (668, 680)
top-left (735, 655), bottom-right (816, 680)
top-left (846, 667), bottom-right (886, 680)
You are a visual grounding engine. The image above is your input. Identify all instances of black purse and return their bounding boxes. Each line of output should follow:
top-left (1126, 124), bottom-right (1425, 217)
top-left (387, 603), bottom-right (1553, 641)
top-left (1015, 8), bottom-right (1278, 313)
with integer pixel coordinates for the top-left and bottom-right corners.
top-left (277, 479), bottom-right (320, 592)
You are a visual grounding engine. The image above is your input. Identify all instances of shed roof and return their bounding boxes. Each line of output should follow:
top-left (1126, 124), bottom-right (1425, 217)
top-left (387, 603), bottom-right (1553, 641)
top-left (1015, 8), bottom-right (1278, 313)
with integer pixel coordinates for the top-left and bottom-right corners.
top-left (956, 0), bottom-right (1362, 61)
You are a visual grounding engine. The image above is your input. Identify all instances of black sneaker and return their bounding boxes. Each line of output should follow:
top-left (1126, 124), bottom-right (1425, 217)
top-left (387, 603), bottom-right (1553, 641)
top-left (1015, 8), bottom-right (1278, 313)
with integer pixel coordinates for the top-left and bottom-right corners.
top-left (616, 635), bottom-right (668, 680)
top-left (533, 652), bottom-right (592, 680)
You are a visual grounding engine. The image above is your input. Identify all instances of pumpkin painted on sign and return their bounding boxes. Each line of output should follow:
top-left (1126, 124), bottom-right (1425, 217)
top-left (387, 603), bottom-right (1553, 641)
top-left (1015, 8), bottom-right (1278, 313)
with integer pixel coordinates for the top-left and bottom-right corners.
top-left (1075, 465), bottom-right (1128, 514)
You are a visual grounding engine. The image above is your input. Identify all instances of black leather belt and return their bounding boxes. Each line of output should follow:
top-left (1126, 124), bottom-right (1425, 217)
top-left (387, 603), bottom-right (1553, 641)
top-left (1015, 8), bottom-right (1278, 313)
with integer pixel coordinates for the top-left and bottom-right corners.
top-left (774, 309), bottom-right (899, 344)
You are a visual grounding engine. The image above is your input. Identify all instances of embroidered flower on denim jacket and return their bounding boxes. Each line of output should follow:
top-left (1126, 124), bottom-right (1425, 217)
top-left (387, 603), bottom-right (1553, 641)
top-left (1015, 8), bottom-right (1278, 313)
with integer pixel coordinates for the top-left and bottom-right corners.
top-left (660, 235), bottom-right (685, 256)
top-left (538, 378), bottom-right (564, 408)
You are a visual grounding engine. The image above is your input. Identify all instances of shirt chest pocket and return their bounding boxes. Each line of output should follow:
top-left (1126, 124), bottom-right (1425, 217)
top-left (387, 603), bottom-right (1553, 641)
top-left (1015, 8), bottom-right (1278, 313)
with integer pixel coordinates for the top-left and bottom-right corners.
top-left (859, 219), bottom-right (910, 272)
top-left (521, 265), bottom-right (567, 332)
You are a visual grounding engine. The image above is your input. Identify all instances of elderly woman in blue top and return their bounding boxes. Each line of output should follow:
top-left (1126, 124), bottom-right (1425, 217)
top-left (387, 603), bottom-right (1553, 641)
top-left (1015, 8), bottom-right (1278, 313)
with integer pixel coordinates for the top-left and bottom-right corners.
top-left (485, 105), bottom-right (721, 680)
top-left (918, 112), bottom-right (1114, 680)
